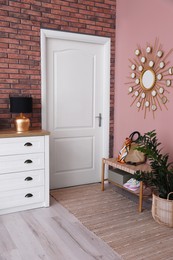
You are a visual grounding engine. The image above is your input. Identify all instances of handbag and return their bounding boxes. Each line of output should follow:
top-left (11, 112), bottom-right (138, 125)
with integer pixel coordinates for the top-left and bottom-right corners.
top-left (117, 131), bottom-right (146, 165)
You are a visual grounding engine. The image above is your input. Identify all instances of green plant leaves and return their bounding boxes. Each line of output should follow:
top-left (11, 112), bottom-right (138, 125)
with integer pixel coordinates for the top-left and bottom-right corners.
top-left (133, 130), bottom-right (173, 199)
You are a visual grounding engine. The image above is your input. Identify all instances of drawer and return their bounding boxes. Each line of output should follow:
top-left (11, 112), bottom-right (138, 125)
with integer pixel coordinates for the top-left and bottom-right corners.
top-left (0, 170), bottom-right (44, 191)
top-left (0, 153), bottom-right (44, 174)
top-left (0, 186), bottom-right (45, 210)
top-left (0, 136), bottom-right (44, 156)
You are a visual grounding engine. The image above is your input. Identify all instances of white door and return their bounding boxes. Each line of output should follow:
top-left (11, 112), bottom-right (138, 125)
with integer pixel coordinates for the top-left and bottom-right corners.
top-left (41, 30), bottom-right (110, 189)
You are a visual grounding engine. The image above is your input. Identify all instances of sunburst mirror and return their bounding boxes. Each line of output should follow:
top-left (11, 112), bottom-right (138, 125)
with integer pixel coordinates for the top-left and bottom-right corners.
top-left (127, 38), bottom-right (173, 118)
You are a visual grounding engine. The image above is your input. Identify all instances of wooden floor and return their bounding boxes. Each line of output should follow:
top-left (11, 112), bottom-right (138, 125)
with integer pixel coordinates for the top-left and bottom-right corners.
top-left (0, 196), bottom-right (121, 260)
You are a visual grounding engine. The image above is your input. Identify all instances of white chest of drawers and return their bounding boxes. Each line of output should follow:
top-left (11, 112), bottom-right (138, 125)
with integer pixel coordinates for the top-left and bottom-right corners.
top-left (0, 130), bottom-right (50, 215)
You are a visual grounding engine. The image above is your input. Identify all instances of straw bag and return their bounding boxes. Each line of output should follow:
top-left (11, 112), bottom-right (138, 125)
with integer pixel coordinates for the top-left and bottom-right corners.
top-left (117, 131), bottom-right (146, 165)
top-left (125, 142), bottom-right (146, 165)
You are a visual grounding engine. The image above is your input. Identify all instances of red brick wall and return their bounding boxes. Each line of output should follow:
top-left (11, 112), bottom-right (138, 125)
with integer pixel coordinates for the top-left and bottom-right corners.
top-left (0, 0), bottom-right (115, 156)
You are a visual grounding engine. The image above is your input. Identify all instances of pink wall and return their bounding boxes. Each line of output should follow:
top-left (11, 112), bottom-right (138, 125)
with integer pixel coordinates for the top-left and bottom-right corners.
top-left (114, 0), bottom-right (173, 160)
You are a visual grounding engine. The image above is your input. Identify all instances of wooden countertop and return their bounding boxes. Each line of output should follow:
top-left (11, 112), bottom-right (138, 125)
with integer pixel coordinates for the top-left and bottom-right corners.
top-left (0, 129), bottom-right (50, 138)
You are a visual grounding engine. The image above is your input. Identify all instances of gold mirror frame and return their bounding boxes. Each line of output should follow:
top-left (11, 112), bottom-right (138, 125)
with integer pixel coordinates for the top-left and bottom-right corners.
top-left (127, 38), bottom-right (173, 118)
top-left (140, 69), bottom-right (156, 91)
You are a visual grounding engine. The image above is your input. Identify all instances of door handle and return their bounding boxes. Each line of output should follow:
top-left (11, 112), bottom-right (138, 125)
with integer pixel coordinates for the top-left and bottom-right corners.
top-left (95, 113), bottom-right (102, 127)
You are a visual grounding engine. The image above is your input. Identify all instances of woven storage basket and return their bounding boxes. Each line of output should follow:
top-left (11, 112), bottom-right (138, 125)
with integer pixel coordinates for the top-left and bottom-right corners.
top-left (152, 192), bottom-right (173, 227)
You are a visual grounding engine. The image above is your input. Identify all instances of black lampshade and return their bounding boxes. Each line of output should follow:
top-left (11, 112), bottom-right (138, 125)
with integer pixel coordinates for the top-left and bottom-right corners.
top-left (10, 97), bottom-right (33, 114)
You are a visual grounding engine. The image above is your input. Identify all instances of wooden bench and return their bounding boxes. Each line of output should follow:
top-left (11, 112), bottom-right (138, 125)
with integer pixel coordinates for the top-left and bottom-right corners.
top-left (101, 158), bottom-right (151, 212)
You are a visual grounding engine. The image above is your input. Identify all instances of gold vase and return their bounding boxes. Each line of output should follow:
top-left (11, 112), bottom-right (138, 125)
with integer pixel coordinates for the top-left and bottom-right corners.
top-left (15, 113), bottom-right (30, 132)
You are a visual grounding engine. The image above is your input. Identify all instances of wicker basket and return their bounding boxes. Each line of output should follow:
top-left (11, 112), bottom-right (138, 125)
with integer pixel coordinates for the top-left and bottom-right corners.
top-left (152, 192), bottom-right (173, 227)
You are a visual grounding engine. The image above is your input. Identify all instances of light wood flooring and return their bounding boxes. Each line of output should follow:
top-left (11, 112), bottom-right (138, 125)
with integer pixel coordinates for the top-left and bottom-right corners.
top-left (0, 196), bottom-right (121, 260)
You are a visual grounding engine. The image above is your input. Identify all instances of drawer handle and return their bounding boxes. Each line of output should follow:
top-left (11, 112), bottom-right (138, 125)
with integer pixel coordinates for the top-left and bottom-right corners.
top-left (24, 159), bottom-right (33, 164)
top-left (24, 142), bottom-right (33, 147)
top-left (25, 177), bottom-right (33, 181)
top-left (25, 193), bottom-right (33, 198)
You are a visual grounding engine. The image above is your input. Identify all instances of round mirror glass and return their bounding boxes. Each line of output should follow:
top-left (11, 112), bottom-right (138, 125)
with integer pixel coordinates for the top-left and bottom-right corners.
top-left (140, 69), bottom-right (156, 90)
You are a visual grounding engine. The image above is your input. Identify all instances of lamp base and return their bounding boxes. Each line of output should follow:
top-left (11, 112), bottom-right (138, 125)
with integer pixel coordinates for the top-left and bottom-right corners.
top-left (15, 113), bottom-right (30, 133)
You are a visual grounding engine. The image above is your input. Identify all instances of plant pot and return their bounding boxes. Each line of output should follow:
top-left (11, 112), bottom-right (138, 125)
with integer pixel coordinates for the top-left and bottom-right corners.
top-left (152, 192), bottom-right (173, 227)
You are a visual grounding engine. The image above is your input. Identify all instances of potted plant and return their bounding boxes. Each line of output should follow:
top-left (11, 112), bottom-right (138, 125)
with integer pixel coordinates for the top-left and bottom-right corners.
top-left (133, 130), bottom-right (173, 227)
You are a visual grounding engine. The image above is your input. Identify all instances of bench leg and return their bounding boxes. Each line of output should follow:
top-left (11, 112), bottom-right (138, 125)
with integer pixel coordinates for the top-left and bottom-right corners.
top-left (101, 158), bottom-right (105, 191)
top-left (139, 181), bottom-right (143, 212)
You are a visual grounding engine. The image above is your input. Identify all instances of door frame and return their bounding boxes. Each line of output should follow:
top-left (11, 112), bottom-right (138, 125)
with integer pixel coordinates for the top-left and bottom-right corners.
top-left (40, 29), bottom-right (110, 161)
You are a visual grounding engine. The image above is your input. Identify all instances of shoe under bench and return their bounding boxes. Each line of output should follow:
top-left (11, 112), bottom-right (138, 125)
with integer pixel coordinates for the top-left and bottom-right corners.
top-left (101, 158), bottom-right (151, 213)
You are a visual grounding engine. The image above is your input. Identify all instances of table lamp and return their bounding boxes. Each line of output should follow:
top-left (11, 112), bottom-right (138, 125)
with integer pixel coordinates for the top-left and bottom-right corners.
top-left (10, 96), bottom-right (33, 132)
